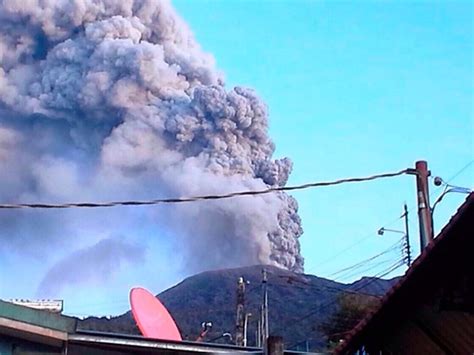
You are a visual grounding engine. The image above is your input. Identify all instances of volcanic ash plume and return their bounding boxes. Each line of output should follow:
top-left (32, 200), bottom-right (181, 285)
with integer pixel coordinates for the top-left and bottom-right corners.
top-left (0, 0), bottom-right (304, 292)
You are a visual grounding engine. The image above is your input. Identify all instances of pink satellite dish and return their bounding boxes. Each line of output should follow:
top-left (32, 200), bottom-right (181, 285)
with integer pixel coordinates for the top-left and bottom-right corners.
top-left (130, 287), bottom-right (182, 341)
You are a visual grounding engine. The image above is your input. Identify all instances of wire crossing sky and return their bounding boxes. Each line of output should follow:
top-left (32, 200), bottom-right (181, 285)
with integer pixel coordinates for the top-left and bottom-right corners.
top-left (172, 0), bottom-right (473, 279)
top-left (0, 169), bottom-right (409, 209)
top-left (0, 0), bottom-right (472, 317)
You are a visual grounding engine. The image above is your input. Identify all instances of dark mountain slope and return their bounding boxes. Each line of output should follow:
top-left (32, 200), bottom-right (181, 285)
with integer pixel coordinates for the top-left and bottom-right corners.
top-left (79, 265), bottom-right (398, 351)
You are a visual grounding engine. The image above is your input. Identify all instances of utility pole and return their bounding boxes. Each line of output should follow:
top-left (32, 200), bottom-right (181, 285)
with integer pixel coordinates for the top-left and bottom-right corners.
top-left (414, 160), bottom-right (433, 251)
top-left (256, 318), bottom-right (261, 347)
top-left (378, 205), bottom-right (411, 268)
top-left (235, 277), bottom-right (246, 346)
top-left (261, 269), bottom-right (269, 349)
top-left (243, 313), bottom-right (251, 347)
top-left (403, 203), bottom-right (412, 266)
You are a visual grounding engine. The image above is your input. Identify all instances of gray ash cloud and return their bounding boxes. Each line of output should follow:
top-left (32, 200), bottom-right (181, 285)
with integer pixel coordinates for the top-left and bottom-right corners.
top-left (0, 0), bottom-right (304, 294)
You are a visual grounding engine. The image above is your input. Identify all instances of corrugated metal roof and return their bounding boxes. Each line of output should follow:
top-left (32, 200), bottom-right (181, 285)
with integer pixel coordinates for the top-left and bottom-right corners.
top-left (69, 330), bottom-right (322, 354)
top-left (335, 193), bottom-right (474, 354)
top-left (69, 330), bottom-right (261, 353)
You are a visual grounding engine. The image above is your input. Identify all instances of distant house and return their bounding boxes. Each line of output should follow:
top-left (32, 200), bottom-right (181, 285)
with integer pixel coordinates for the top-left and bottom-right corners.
top-left (336, 193), bottom-right (474, 354)
top-left (0, 297), bottom-right (305, 354)
top-left (0, 299), bottom-right (75, 354)
top-left (0, 299), bottom-right (258, 354)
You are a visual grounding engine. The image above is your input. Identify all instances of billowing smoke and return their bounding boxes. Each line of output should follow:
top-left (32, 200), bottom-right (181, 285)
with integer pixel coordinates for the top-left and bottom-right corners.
top-left (0, 0), bottom-right (303, 296)
top-left (38, 238), bottom-right (145, 296)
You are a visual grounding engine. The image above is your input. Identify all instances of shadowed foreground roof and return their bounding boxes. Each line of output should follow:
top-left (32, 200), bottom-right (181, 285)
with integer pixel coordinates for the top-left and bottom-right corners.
top-left (335, 193), bottom-right (474, 354)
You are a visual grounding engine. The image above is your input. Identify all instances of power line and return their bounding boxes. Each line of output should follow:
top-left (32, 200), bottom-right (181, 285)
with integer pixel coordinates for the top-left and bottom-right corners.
top-left (379, 160), bottom-right (474, 234)
top-left (69, 283), bottom-right (264, 318)
top-left (269, 279), bottom-right (382, 299)
top-left (334, 258), bottom-right (400, 284)
top-left (307, 234), bottom-right (374, 272)
top-left (343, 160), bottom-right (474, 284)
top-left (328, 237), bottom-right (404, 279)
top-left (306, 210), bottom-right (407, 276)
top-left (266, 268), bottom-right (387, 298)
top-left (0, 169), bottom-right (410, 209)
top-left (322, 160), bottom-right (473, 257)
top-left (347, 259), bottom-right (405, 294)
top-left (433, 159), bottom-right (474, 188)
top-left (283, 260), bottom-right (405, 350)
top-left (272, 259), bottom-right (405, 337)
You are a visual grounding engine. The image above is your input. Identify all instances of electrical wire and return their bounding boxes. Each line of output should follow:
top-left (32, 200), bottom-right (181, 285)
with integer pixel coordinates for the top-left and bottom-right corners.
top-left (328, 237), bottom-right (404, 278)
top-left (270, 258), bottom-right (401, 297)
top-left (72, 301), bottom-right (244, 320)
top-left (267, 239), bottom-right (404, 305)
top-left (331, 250), bottom-right (405, 282)
top-left (305, 210), bottom-right (407, 277)
top-left (266, 268), bottom-right (384, 298)
top-left (430, 160), bottom-right (474, 194)
top-left (272, 259), bottom-right (405, 337)
top-left (269, 279), bottom-right (382, 299)
top-left (334, 258), bottom-right (401, 284)
top-left (69, 283), bottom-right (264, 318)
top-left (374, 160), bottom-right (474, 248)
top-left (0, 169), bottom-right (410, 209)
top-left (348, 259), bottom-right (405, 293)
top-left (307, 234), bottom-right (374, 272)
top-left (284, 259), bottom-right (405, 350)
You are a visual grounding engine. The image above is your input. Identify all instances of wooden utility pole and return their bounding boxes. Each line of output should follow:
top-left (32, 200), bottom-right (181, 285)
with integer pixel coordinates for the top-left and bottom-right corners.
top-left (414, 160), bottom-right (433, 251)
top-left (235, 277), bottom-right (246, 346)
top-left (261, 269), bottom-right (269, 348)
top-left (256, 318), bottom-right (261, 347)
top-left (243, 313), bottom-right (251, 346)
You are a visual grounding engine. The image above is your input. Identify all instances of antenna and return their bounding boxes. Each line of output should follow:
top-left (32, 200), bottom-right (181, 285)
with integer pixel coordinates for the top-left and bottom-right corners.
top-left (129, 287), bottom-right (182, 341)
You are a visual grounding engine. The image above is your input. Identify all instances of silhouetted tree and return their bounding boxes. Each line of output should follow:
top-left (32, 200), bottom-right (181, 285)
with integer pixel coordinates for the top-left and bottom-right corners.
top-left (320, 293), bottom-right (379, 350)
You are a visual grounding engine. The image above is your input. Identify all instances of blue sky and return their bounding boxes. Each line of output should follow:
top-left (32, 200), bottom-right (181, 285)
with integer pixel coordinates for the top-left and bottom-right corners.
top-left (1, 1), bottom-right (471, 318)
top-left (59, 0), bottom-right (473, 316)
top-left (171, 0), bottom-right (473, 278)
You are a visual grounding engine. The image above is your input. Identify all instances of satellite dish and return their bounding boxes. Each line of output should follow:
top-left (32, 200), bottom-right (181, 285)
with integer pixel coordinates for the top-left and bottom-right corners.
top-left (130, 287), bottom-right (182, 341)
